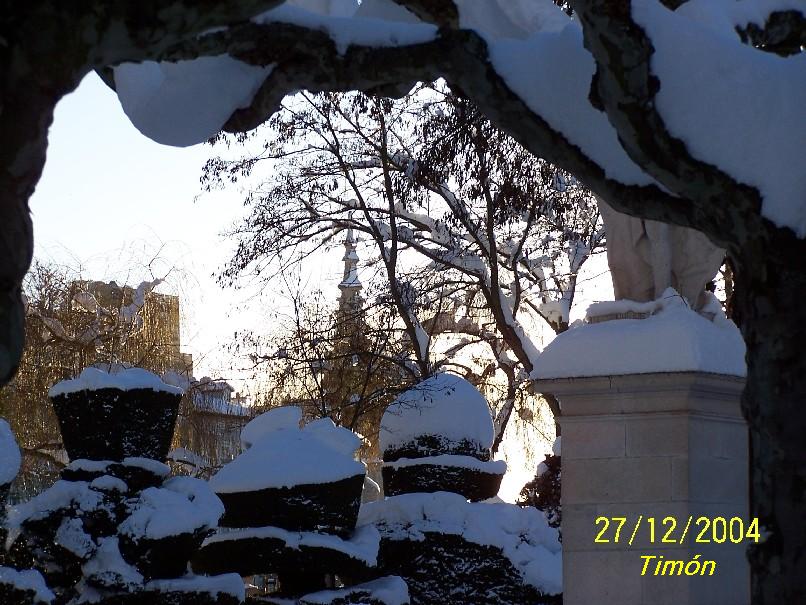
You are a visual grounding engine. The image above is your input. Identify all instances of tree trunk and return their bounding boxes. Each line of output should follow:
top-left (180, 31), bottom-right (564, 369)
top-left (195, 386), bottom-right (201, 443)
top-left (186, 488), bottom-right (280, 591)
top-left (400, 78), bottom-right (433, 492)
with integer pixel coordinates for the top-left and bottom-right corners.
top-left (733, 246), bottom-right (806, 604)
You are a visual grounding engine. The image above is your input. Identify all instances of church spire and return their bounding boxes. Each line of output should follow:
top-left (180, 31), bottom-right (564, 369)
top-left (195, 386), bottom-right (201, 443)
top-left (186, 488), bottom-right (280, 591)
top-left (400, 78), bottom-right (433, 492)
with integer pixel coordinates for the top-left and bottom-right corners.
top-left (338, 226), bottom-right (362, 312)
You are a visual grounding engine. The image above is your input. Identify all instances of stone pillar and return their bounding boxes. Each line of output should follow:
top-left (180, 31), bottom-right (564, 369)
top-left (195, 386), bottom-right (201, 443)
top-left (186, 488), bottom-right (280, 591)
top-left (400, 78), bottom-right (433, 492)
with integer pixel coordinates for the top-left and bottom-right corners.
top-left (536, 372), bottom-right (749, 605)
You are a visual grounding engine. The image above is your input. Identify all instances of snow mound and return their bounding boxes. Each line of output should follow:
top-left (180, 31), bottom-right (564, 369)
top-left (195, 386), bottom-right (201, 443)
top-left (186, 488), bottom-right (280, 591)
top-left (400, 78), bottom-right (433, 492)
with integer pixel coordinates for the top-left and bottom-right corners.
top-left (48, 367), bottom-right (184, 397)
top-left (359, 491), bottom-right (561, 595)
top-left (532, 288), bottom-right (746, 379)
top-left (8, 480), bottom-right (106, 528)
top-left (114, 56), bottom-right (273, 147)
top-left (302, 417), bottom-right (363, 456)
top-left (203, 523), bottom-right (380, 566)
top-left (300, 575), bottom-right (409, 605)
top-left (119, 477), bottom-right (224, 540)
top-left (0, 567), bottom-right (55, 604)
top-left (379, 374), bottom-right (494, 454)
top-left (241, 407), bottom-right (361, 455)
top-left (0, 419), bottom-right (22, 485)
top-left (240, 406), bottom-right (303, 448)
top-left (209, 428), bottom-right (365, 493)
top-left (89, 475), bottom-right (128, 493)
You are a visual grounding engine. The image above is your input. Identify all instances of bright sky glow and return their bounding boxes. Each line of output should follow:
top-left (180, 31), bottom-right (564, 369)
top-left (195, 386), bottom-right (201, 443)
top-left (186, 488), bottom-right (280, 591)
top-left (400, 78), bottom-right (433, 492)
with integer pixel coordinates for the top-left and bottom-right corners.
top-left (29, 72), bottom-right (341, 386)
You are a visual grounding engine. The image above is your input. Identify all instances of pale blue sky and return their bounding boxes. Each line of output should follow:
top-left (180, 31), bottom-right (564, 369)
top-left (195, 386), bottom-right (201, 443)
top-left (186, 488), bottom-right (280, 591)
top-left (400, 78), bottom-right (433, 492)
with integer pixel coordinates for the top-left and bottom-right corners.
top-left (29, 72), bottom-right (267, 383)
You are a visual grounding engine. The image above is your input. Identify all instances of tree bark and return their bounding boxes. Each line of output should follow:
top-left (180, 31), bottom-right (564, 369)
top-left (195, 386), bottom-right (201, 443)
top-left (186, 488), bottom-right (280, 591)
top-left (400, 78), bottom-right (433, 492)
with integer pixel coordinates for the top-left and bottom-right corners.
top-left (732, 240), bottom-right (806, 604)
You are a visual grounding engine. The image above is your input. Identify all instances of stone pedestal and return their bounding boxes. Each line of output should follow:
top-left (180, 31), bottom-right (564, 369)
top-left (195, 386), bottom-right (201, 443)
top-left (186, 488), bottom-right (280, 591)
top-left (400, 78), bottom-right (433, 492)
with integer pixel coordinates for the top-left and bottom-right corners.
top-left (536, 372), bottom-right (749, 605)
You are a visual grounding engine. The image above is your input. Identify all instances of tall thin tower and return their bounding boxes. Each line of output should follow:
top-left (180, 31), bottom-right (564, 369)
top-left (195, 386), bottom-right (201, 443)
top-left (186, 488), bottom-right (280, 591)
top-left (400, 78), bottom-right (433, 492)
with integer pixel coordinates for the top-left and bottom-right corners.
top-left (338, 227), bottom-right (362, 314)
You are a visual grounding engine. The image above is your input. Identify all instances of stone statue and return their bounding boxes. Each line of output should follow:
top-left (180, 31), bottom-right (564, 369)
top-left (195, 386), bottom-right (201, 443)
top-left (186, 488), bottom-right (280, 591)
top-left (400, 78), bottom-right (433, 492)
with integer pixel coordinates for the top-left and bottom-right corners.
top-left (598, 198), bottom-right (725, 311)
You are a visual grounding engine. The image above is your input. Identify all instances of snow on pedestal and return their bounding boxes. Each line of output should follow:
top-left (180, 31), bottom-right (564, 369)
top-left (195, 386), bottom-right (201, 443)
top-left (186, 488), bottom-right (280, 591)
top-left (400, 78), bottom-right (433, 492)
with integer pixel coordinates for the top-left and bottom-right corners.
top-left (531, 289), bottom-right (746, 380)
top-left (49, 367), bottom-right (184, 462)
top-left (532, 291), bottom-right (749, 605)
top-left (379, 374), bottom-right (505, 501)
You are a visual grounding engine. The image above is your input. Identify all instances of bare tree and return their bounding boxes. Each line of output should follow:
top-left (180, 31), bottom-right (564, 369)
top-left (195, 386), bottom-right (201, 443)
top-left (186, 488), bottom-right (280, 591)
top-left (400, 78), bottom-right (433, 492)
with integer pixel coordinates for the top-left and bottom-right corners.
top-left (205, 87), bottom-right (604, 441)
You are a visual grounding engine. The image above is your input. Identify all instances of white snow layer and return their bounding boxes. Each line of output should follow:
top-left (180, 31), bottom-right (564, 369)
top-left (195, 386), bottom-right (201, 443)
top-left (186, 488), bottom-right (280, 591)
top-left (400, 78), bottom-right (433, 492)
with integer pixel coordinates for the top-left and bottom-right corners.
top-left (110, 1), bottom-right (437, 149)
top-left (203, 523), bottom-right (380, 566)
top-left (114, 56), bottom-right (273, 147)
top-left (8, 480), bottom-right (105, 528)
top-left (379, 374), bottom-right (494, 453)
top-left (89, 475), bottom-right (128, 493)
top-left (55, 517), bottom-right (95, 558)
top-left (302, 416), bottom-right (363, 456)
top-left (119, 457), bottom-right (172, 477)
top-left (146, 573), bottom-right (245, 599)
top-left (0, 567), bottom-right (55, 603)
top-left (253, 3), bottom-right (437, 55)
top-left (384, 454), bottom-right (507, 475)
top-left (81, 537), bottom-right (144, 590)
top-left (455, 0), bottom-right (571, 39)
top-left (586, 297), bottom-right (663, 318)
top-left (487, 22), bottom-right (657, 188)
top-left (119, 477), bottom-right (224, 540)
top-left (240, 406), bottom-right (303, 448)
top-left (62, 457), bottom-right (170, 479)
top-left (48, 367), bottom-right (183, 397)
top-left (532, 288), bottom-right (746, 379)
top-left (0, 419), bottom-right (21, 485)
top-left (301, 575), bottom-right (409, 605)
top-left (168, 447), bottom-right (210, 469)
top-left (359, 491), bottom-right (562, 595)
top-left (632, 0), bottom-right (806, 237)
top-left (210, 426), bottom-right (365, 493)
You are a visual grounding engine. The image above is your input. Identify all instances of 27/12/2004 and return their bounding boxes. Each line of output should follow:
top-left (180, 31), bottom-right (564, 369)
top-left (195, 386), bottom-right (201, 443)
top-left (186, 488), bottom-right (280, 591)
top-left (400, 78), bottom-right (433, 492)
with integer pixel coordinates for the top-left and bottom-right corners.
top-left (594, 516), bottom-right (760, 546)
